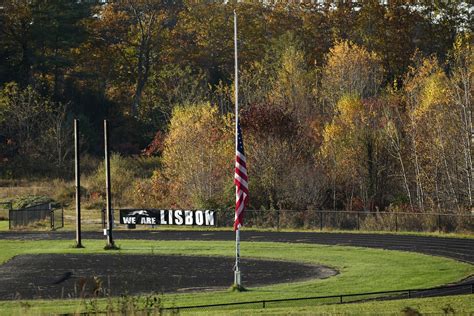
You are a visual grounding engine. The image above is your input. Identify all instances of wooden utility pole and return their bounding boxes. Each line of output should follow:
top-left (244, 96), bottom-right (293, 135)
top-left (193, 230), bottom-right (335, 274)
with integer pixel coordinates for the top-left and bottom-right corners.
top-left (104, 120), bottom-right (116, 249)
top-left (74, 119), bottom-right (83, 248)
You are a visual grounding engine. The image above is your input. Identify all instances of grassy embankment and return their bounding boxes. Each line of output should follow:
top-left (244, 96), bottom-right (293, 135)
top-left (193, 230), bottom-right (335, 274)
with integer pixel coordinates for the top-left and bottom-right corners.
top-left (0, 239), bottom-right (472, 314)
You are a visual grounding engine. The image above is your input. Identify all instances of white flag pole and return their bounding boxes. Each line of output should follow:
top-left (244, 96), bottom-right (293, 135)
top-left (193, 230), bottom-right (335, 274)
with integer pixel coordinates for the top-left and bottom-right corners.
top-left (233, 9), bottom-right (242, 288)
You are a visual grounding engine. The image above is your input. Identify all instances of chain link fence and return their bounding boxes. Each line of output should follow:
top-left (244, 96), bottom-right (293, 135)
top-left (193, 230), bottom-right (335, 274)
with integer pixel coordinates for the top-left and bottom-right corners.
top-left (100, 208), bottom-right (473, 233)
top-left (214, 209), bottom-right (473, 233)
top-left (9, 202), bottom-right (64, 230)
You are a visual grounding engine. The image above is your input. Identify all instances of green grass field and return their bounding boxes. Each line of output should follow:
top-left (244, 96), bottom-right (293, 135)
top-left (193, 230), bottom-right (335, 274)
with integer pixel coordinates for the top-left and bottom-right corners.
top-left (0, 221), bottom-right (8, 231)
top-left (0, 239), bottom-right (472, 314)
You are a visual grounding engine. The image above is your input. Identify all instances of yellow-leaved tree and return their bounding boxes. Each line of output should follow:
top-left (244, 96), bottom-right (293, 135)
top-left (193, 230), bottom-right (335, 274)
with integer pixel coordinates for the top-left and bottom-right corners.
top-left (449, 34), bottom-right (473, 212)
top-left (152, 103), bottom-right (233, 209)
top-left (322, 40), bottom-right (384, 112)
top-left (271, 40), bottom-right (315, 124)
top-left (321, 95), bottom-right (388, 211)
top-left (403, 55), bottom-right (466, 211)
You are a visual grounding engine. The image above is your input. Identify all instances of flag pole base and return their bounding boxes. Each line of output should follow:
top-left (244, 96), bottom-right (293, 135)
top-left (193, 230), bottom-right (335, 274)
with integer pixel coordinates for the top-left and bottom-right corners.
top-left (234, 270), bottom-right (241, 286)
top-left (231, 271), bottom-right (247, 291)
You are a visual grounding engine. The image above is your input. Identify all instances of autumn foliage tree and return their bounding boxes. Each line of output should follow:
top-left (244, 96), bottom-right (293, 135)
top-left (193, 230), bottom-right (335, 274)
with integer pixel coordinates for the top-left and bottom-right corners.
top-left (0, 1), bottom-right (472, 218)
top-left (151, 103), bottom-right (233, 209)
top-left (322, 40), bottom-right (384, 112)
top-left (321, 95), bottom-right (391, 211)
top-left (399, 52), bottom-right (473, 212)
top-left (241, 101), bottom-right (325, 211)
top-left (0, 83), bottom-right (72, 174)
top-left (449, 34), bottom-right (473, 210)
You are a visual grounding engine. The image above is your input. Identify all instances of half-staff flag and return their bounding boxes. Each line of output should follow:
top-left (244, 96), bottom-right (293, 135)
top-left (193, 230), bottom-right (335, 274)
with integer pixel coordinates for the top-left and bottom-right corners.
top-left (234, 120), bottom-right (248, 231)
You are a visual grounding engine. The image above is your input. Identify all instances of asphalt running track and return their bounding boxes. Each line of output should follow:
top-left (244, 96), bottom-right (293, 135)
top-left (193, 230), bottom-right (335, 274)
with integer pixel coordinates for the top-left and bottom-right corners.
top-left (1, 230), bottom-right (473, 264)
top-left (0, 230), bottom-right (473, 300)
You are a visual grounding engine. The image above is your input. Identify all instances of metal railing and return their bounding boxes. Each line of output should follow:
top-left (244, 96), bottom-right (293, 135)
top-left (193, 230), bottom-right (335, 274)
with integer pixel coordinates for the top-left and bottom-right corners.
top-left (160, 283), bottom-right (474, 312)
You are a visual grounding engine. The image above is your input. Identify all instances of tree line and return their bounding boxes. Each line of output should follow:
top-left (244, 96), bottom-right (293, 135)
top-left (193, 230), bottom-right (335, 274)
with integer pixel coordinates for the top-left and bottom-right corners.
top-left (0, 1), bottom-right (472, 214)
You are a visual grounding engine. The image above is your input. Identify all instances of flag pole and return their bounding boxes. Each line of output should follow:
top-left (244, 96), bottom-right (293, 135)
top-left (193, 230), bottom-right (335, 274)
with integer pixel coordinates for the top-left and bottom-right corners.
top-left (233, 9), bottom-right (242, 289)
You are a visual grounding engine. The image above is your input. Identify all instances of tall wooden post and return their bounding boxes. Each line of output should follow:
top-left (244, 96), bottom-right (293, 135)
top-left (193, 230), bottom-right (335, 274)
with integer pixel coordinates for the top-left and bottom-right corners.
top-left (104, 120), bottom-right (116, 249)
top-left (74, 119), bottom-right (83, 248)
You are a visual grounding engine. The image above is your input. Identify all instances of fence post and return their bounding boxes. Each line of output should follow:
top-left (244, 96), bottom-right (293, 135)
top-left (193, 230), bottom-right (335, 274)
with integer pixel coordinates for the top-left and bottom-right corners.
top-left (357, 212), bottom-right (360, 230)
top-left (395, 214), bottom-right (398, 232)
top-left (471, 284), bottom-right (473, 294)
top-left (320, 212), bottom-right (323, 231)
top-left (262, 300), bottom-right (266, 308)
top-left (49, 203), bottom-right (53, 230)
top-left (8, 209), bottom-right (11, 230)
top-left (303, 210), bottom-right (306, 229)
top-left (339, 295), bottom-right (343, 304)
top-left (277, 210), bottom-right (280, 230)
top-left (437, 214), bottom-right (441, 232)
top-left (408, 290), bottom-right (411, 298)
top-left (74, 118), bottom-right (83, 247)
top-left (50, 210), bottom-right (54, 229)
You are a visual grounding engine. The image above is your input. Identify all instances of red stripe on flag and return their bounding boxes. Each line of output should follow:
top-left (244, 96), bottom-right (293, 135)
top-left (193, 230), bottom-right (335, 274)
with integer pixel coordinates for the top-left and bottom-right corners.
top-left (235, 168), bottom-right (248, 181)
top-left (234, 127), bottom-right (248, 231)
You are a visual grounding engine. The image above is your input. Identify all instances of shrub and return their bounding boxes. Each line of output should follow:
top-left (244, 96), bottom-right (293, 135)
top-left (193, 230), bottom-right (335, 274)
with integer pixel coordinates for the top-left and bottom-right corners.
top-left (80, 154), bottom-right (101, 176)
top-left (54, 183), bottom-right (88, 207)
top-left (85, 154), bottom-right (137, 205)
top-left (84, 154), bottom-right (160, 207)
top-left (11, 195), bottom-right (54, 209)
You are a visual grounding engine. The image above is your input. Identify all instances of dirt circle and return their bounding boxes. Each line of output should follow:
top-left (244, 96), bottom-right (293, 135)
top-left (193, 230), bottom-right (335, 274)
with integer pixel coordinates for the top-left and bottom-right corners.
top-left (0, 254), bottom-right (337, 300)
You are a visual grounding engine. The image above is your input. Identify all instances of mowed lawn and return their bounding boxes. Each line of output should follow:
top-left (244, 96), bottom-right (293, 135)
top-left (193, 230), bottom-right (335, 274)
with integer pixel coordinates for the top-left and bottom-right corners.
top-left (0, 239), bottom-right (472, 315)
top-left (0, 221), bottom-right (8, 231)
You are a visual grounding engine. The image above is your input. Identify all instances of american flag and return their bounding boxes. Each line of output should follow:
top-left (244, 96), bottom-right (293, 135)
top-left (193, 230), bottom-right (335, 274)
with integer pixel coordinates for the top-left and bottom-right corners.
top-left (234, 121), bottom-right (248, 231)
